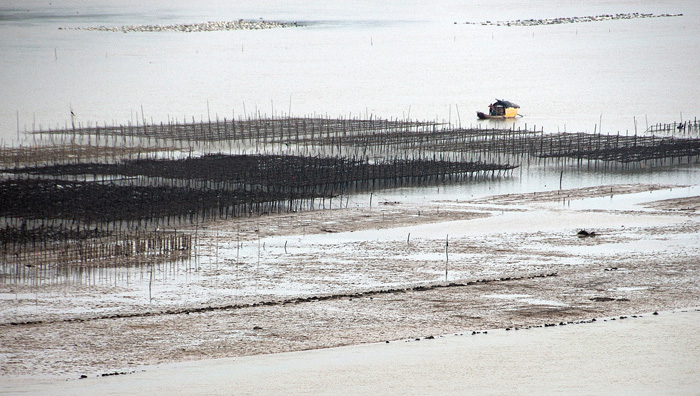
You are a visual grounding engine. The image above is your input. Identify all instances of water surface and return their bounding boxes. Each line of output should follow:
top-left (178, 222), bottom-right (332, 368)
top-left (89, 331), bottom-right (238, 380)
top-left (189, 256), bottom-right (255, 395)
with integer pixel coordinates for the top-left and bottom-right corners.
top-left (1, 0), bottom-right (699, 144)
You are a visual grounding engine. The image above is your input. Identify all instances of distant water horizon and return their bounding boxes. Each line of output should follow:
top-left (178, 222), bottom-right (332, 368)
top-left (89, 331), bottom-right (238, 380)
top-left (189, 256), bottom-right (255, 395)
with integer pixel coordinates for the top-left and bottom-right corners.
top-left (1, 0), bottom-right (699, 145)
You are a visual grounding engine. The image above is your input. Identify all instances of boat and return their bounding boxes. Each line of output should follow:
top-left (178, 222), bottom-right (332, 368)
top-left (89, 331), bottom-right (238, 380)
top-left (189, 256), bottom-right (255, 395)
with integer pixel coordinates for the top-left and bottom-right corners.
top-left (477, 99), bottom-right (521, 119)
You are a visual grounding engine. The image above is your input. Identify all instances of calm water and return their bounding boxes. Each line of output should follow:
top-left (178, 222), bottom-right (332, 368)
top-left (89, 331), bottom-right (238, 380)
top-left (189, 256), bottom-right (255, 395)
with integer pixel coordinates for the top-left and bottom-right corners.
top-left (2, 4), bottom-right (699, 387)
top-left (1, 0), bottom-right (699, 144)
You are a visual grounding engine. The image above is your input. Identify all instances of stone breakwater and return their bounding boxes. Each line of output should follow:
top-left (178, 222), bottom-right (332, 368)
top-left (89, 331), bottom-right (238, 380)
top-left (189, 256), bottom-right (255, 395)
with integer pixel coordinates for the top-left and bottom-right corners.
top-left (71, 19), bottom-right (301, 33)
top-left (462, 12), bottom-right (682, 27)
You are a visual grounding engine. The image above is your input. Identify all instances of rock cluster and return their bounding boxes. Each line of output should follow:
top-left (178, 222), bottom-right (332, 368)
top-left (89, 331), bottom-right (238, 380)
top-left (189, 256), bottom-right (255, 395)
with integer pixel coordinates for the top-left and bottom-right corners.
top-left (463, 12), bottom-right (682, 27)
top-left (73, 19), bottom-right (301, 33)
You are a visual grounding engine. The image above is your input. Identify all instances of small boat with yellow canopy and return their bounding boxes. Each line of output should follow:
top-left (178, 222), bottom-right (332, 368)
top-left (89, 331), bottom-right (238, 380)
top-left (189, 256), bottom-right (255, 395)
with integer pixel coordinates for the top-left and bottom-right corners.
top-left (477, 99), bottom-right (521, 119)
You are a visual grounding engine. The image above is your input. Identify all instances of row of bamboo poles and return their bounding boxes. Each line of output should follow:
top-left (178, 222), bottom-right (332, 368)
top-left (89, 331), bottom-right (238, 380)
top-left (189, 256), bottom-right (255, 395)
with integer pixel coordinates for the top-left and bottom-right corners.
top-left (1, 229), bottom-right (192, 286)
top-left (13, 115), bottom-right (700, 167)
top-left (2, 114), bottom-right (698, 283)
top-left (1, 154), bottom-right (516, 230)
top-left (645, 118), bottom-right (700, 136)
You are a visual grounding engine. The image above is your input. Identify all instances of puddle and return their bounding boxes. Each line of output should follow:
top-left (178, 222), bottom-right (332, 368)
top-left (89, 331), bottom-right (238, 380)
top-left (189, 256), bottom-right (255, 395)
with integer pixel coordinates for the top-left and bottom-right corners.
top-left (555, 185), bottom-right (698, 211)
top-left (482, 294), bottom-right (568, 307)
top-left (612, 287), bottom-right (649, 292)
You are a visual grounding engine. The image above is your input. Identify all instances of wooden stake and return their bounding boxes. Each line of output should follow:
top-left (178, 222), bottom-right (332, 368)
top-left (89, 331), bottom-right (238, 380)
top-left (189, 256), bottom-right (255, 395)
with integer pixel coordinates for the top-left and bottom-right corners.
top-left (445, 234), bottom-right (449, 281)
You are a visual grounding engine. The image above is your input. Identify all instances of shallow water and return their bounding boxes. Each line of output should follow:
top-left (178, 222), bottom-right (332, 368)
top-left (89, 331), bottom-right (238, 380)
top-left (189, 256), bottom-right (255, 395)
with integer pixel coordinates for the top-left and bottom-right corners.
top-left (1, 0), bottom-right (699, 144)
top-left (367, 163), bottom-right (700, 205)
top-left (5, 309), bottom-right (699, 395)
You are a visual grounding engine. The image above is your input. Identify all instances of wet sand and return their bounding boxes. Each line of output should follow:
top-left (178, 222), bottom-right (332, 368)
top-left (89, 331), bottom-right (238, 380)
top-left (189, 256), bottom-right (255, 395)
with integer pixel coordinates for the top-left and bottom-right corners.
top-left (3, 309), bottom-right (699, 395)
top-left (1, 183), bottom-right (699, 390)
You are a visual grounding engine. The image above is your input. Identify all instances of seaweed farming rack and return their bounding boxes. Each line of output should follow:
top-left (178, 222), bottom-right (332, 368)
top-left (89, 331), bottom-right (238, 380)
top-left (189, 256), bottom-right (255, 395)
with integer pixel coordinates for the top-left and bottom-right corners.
top-left (645, 118), bottom-right (700, 136)
top-left (2, 114), bottom-right (699, 280)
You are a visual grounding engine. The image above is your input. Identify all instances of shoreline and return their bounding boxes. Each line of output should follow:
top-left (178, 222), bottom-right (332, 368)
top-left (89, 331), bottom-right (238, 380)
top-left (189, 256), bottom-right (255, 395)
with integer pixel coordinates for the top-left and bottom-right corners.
top-left (3, 308), bottom-right (698, 395)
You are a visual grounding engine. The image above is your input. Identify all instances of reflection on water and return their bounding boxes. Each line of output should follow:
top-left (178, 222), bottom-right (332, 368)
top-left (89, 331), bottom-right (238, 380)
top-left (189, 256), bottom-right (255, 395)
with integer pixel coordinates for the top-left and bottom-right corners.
top-left (0, 254), bottom-right (194, 288)
top-left (381, 162), bottom-right (700, 203)
top-left (0, 252), bottom-right (201, 290)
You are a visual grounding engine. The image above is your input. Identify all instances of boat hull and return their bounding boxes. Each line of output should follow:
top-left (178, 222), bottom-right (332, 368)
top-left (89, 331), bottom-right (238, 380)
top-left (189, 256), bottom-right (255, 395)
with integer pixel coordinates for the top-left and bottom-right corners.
top-left (504, 107), bottom-right (519, 118)
top-left (477, 111), bottom-right (518, 120)
top-left (476, 111), bottom-right (515, 120)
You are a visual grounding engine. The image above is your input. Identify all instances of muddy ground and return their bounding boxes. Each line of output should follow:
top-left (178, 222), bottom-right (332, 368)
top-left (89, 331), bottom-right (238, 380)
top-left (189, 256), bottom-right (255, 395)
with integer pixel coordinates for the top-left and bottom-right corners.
top-left (1, 183), bottom-right (698, 378)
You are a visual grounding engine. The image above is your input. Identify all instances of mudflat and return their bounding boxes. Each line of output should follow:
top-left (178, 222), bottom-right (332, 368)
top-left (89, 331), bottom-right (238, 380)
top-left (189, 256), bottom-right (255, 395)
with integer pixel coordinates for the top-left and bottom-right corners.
top-left (1, 183), bottom-right (698, 387)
